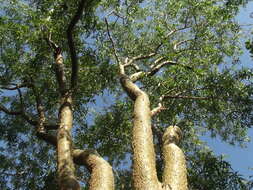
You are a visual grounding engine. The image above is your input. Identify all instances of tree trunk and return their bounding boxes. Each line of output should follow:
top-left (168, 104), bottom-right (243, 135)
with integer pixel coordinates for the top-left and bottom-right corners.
top-left (57, 96), bottom-right (80, 190)
top-left (120, 75), bottom-right (161, 189)
top-left (162, 126), bottom-right (188, 190)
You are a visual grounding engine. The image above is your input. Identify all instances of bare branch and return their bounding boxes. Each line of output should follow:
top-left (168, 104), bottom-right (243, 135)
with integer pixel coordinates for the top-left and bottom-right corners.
top-left (148, 60), bottom-right (179, 76)
top-left (0, 103), bottom-right (58, 129)
top-left (0, 104), bottom-right (21, 115)
top-left (44, 31), bottom-right (67, 95)
top-left (105, 17), bottom-right (120, 64)
top-left (151, 103), bottom-right (167, 117)
top-left (173, 39), bottom-right (192, 51)
top-left (67, 0), bottom-right (89, 89)
top-left (151, 94), bottom-right (167, 117)
top-left (128, 26), bottom-right (191, 64)
top-left (163, 95), bottom-right (212, 100)
top-left (129, 52), bottom-right (157, 64)
top-left (44, 30), bottom-right (59, 51)
top-left (0, 83), bottom-right (29, 90)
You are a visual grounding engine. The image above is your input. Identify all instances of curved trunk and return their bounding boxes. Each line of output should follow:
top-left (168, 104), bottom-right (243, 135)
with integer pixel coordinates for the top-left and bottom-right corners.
top-left (73, 149), bottom-right (115, 190)
top-left (120, 75), bottom-right (161, 189)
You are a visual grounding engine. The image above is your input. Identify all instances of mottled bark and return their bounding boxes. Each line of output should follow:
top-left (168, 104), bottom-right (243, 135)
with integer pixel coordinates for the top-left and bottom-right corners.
top-left (36, 130), bottom-right (114, 190)
top-left (120, 74), bottom-right (161, 190)
top-left (57, 96), bottom-right (80, 190)
top-left (73, 149), bottom-right (115, 190)
top-left (162, 126), bottom-right (188, 190)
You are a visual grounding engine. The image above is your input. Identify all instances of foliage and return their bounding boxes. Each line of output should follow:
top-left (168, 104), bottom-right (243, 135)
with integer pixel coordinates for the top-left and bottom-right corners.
top-left (0, 0), bottom-right (252, 189)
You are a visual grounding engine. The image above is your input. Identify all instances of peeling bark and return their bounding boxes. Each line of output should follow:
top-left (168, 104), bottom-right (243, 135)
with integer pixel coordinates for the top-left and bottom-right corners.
top-left (162, 126), bottom-right (188, 190)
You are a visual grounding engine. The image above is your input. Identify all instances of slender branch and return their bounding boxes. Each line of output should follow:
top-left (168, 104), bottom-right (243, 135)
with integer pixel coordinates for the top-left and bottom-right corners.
top-left (0, 103), bottom-right (58, 130)
top-left (0, 104), bottom-right (21, 115)
top-left (148, 60), bottom-right (179, 76)
top-left (0, 83), bottom-right (29, 90)
top-left (129, 60), bottom-right (189, 82)
top-left (45, 30), bottom-right (67, 95)
top-left (67, 0), bottom-right (88, 90)
top-left (151, 103), bottom-right (167, 117)
top-left (45, 31), bottom-right (59, 51)
top-left (173, 39), bottom-right (192, 51)
top-left (127, 26), bottom-right (191, 64)
top-left (163, 95), bottom-right (212, 100)
top-left (37, 131), bottom-right (57, 146)
top-left (105, 17), bottom-right (120, 64)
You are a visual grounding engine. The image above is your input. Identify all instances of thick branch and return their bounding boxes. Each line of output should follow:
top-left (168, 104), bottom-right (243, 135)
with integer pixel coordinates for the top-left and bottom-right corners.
top-left (36, 133), bottom-right (114, 190)
top-left (162, 126), bottom-right (187, 189)
top-left (120, 74), bottom-right (143, 101)
top-left (73, 149), bottom-right (115, 190)
top-left (67, 0), bottom-right (88, 89)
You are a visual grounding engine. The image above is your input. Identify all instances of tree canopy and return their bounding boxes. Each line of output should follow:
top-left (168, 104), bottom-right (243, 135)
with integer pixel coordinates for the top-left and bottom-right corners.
top-left (0, 0), bottom-right (252, 189)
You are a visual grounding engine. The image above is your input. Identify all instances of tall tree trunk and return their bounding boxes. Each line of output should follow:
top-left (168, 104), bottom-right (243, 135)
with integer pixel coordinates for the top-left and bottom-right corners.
top-left (120, 74), bottom-right (162, 189)
top-left (57, 96), bottom-right (80, 190)
top-left (53, 51), bottom-right (80, 189)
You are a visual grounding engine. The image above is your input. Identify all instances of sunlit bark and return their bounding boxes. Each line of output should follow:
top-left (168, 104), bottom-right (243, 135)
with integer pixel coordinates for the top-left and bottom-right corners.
top-left (162, 126), bottom-right (188, 190)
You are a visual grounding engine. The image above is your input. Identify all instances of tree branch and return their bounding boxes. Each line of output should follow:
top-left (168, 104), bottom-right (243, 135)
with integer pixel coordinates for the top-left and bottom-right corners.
top-left (36, 131), bottom-right (115, 190)
top-left (0, 104), bottom-right (58, 130)
top-left (129, 59), bottom-right (191, 82)
top-left (105, 17), bottom-right (120, 64)
top-left (73, 149), bottom-right (115, 190)
top-left (45, 31), bottom-right (67, 95)
top-left (0, 83), bottom-right (29, 90)
top-left (0, 104), bottom-right (21, 115)
top-left (67, 0), bottom-right (89, 90)
top-left (163, 95), bottom-right (212, 100)
top-left (173, 39), bottom-right (192, 51)
top-left (127, 26), bottom-right (191, 64)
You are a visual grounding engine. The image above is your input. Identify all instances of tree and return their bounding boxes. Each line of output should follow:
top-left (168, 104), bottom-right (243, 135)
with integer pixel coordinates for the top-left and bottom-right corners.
top-left (0, 0), bottom-right (252, 189)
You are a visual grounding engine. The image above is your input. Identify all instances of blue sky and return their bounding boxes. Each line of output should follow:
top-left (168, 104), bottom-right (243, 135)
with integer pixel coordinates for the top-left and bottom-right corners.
top-left (202, 1), bottom-right (253, 178)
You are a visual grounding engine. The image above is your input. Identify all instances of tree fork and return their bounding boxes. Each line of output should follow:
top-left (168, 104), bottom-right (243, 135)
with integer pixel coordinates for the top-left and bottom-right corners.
top-left (36, 132), bottom-right (114, 190)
